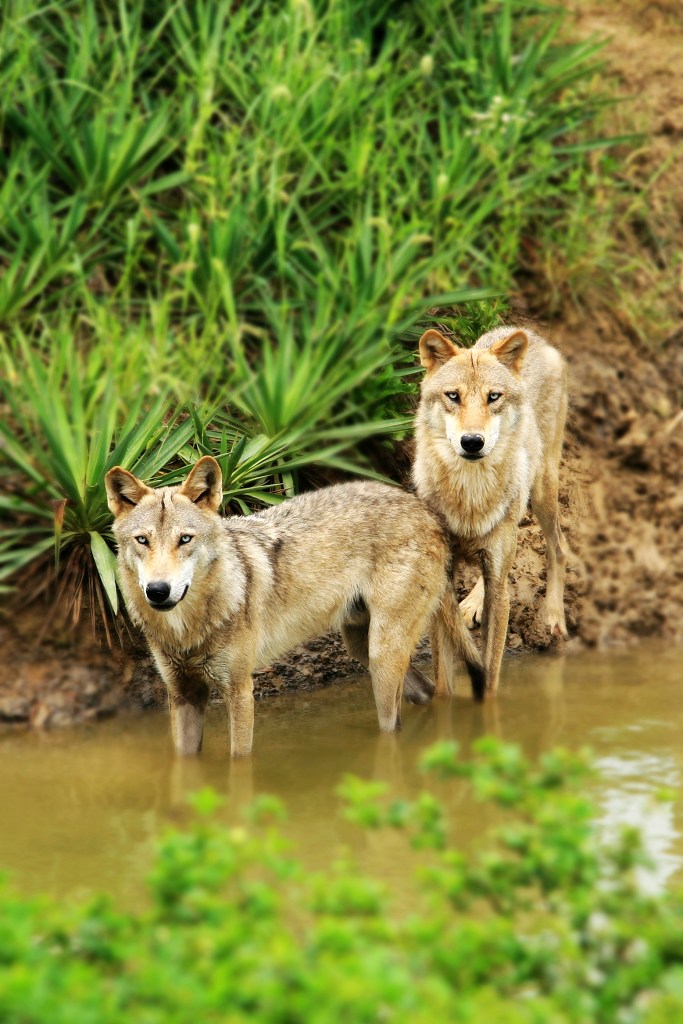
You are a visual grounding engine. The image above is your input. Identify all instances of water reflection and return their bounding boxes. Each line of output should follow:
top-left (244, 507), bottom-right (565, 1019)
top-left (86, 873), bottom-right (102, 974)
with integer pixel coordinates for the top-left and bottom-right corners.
top-left (0, 640), bottom-right (681, 904)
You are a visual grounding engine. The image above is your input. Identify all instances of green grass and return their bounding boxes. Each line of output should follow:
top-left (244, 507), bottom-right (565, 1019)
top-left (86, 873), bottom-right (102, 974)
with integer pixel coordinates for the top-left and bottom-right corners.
top-left (0, 0), bottom-right (616, 624)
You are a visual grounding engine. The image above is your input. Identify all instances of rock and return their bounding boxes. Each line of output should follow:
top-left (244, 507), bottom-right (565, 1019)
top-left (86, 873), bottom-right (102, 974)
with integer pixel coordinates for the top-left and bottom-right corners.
top-left (0, 695), bottom-right (30, 721)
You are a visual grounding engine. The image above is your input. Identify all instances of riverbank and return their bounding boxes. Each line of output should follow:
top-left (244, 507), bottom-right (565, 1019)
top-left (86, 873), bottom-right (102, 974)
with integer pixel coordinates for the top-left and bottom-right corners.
top-left (1, 0), bottom-right (681, 729)
top-left (2, 300), bottom-right (682, 728)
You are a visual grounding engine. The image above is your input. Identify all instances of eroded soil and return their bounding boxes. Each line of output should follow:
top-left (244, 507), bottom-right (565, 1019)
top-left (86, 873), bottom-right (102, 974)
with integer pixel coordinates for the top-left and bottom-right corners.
top-left (1, 0), bottom-right (682, 728)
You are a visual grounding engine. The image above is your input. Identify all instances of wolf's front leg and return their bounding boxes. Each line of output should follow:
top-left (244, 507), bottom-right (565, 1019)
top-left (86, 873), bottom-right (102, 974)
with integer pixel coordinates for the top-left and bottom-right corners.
top-left (210, 648), bottom-right (256, 758)
top-left (152, 648), bottom-right (209, 755)
top-left (460, 575), bottom-right (485, 629)
top-left (169, 691), bottom-right (209, 755)
top-left (480, 538), bottom-right (516, 693)
top-left (225, 679), bottom-right (255, 758)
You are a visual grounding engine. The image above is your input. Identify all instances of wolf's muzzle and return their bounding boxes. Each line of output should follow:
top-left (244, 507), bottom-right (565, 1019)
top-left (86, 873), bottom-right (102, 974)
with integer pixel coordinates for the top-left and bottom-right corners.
top-left (459, 433), bottom-right (486, 461)
top-left (146, 582), bottom-right (189, 611)
top-left (460, 433), bottom-right (485, 453)
top-left (146, 581), bottom-right (171, 604)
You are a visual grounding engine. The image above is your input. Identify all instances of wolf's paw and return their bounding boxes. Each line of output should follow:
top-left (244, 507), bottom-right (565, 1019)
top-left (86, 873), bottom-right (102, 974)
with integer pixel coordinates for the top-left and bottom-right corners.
top-left (460, 593), bottom-right (483, 630)
top-left (546, 607), bottom-right (568, 639)
top-left (403, 666), bottom-right (436, 705)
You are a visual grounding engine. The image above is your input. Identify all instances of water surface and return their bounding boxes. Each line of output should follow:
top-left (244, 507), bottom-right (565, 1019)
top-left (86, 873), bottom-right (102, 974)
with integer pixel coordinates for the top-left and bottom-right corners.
top-left (1, 642), bottom-right (681, 905)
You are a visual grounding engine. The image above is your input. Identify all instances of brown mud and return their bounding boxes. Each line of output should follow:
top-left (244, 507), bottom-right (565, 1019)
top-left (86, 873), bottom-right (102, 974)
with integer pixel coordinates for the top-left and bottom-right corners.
top-left (1, 0), bottom-right (682, 728)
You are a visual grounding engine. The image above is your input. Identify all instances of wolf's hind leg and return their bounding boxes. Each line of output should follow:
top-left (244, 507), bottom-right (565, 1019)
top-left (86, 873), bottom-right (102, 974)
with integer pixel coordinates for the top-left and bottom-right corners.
top-left (369, 654), bottom-right (408, 732)
top-left (367, 619), bottom-right (415, 732)
top-left (460, 575), bottom-right (485, 629)
top-left (341, 620), bottom-right (370, 668)
top-left (345, 617), bottom-right (435, 705)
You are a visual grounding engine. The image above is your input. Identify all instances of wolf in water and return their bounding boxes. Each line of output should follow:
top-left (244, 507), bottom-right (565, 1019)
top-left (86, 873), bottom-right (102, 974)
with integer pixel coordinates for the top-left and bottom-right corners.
top-left (106, 457), bottom-right (482, 756)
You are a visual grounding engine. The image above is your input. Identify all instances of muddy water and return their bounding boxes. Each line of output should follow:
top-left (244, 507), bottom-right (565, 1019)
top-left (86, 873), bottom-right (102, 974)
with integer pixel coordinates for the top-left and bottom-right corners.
top-left (1, 642), bottom-right (681, 906)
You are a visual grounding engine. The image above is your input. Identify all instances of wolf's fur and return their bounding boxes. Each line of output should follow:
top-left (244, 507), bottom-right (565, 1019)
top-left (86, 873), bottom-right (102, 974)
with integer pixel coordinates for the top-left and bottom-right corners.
top-left (106, 457), bottom-right (482, 757)
top-left (413, 325), bottom-right (569, 694)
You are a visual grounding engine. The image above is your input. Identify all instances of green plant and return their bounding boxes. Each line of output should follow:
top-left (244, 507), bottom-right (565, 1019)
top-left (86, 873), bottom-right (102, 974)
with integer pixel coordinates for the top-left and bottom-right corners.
top-left (0, 0), bottom-right (610, 329)
top-left (1, 739), bottom-right (682, 1022)
top-left (0, 0), bottom-right (622, 624)
top-left (0, 329), bottom-right (200, 627)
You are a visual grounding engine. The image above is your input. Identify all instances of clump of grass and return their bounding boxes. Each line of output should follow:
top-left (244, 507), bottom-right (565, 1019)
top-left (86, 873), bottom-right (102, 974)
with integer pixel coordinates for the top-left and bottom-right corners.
top-left (0, 329), bottom-right (202, 633)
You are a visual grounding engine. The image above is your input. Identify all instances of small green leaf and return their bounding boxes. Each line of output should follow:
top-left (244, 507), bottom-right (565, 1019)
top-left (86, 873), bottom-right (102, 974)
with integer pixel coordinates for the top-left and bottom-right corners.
top-left (89, 532), bottom-right (119, 615)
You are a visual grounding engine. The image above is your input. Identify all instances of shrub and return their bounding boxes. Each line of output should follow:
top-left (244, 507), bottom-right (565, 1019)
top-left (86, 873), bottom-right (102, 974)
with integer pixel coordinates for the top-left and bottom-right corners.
top-left (0, 739), bottom-right (681, 1023)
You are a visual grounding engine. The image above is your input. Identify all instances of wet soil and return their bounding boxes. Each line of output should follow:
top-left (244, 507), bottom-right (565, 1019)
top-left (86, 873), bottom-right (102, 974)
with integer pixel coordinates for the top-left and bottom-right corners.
top-left (1, 0), bottom-right (682, 728)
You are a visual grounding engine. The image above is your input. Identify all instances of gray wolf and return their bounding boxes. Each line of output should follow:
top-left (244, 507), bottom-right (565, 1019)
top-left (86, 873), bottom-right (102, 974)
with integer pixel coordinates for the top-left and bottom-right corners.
top-left (413, 325), bottom-right (569, 695)
top-left (106, 457), bottom-right (482, 757)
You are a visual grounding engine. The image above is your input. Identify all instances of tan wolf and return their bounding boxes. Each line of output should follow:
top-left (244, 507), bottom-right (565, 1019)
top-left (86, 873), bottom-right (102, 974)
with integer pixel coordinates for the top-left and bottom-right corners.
top-left (105, 456), bottom-right (482, 757)
top-left (413, 325), bottom-right (569, 696)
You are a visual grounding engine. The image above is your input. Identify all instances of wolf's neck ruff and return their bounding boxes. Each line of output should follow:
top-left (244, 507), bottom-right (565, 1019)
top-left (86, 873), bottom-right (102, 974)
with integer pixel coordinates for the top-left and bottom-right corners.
top-left (414, 412), bottom-right (534, 543)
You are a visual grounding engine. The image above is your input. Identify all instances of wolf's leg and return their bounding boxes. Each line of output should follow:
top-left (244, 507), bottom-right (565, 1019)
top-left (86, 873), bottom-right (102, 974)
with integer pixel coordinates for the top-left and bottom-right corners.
top-left (345, 618), bottom-right (435, 705)
top-left (367, 618), bottom-right (415, 732)
top-left (459, 575), bottom-right (485, 629)
top-left (151, 648), bottom-right (209, 755)
top-left (210, 648), bottom-right (256, 758)
top-left (403, 664), bottom-right (436, 705)
top-left (531, 470), bottom-right (568, 638)
top-left (480, 540), bottom-right (515, 693)
top-left (169, 690), bottom-right (209, 755)
top-left (430, 613), bottom-right (452, 697)
top-left (341, 621), bottom-right (370, 667)
top-left (434, 589), bottom-right (485, 699)
top-left (225, 677), bottom-right (255, 758)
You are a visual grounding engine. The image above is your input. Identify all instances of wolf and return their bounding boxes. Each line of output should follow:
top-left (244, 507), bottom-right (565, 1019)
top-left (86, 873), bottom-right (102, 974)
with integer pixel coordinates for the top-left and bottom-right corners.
top-left (105, 457), bottom-right (482, 757)
top-left (413, 325), bottom-right (569, 695)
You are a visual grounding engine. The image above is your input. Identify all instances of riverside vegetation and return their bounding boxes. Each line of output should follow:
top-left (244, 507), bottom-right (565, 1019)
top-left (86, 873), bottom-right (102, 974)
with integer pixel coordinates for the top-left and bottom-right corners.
top-left (0, 0), bottom-right (618, 628)
top-left (1, 738), bottom-right (683, 1023)
top-left (1, 5), bottom-right (681, 1017)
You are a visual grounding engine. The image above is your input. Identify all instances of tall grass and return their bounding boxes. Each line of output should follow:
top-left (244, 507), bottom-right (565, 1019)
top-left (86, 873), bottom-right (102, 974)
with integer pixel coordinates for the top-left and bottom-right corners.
top-left (0, 0), bottom-right (612, 626)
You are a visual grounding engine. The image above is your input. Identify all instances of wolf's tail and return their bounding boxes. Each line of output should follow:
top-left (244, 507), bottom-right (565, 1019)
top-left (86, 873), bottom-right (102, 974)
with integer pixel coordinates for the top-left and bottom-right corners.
top-left (432, 588), bottom-right (485, 700)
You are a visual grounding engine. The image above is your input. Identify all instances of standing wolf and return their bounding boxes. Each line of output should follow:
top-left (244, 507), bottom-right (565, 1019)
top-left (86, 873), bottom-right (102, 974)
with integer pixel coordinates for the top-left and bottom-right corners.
top-left (413, 325), bottom-right (569, 696)
top-left (106, 457), bottom-right (482, 757)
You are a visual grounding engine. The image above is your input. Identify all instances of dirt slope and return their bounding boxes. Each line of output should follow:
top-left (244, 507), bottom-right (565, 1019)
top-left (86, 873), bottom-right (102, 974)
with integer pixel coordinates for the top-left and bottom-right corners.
top-left (506, 0), bottom-right (683, 650)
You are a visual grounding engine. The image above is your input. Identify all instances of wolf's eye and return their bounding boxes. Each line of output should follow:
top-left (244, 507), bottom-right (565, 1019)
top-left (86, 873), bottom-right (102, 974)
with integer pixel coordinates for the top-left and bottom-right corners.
top-left (135, 535), bottom-right (148, 546)
top-left (488, 392), bottom-right (502, 403)
top-left (178, 534), bottom-right (193, 546)
top-left (445, 391), bottom-right (460, 404)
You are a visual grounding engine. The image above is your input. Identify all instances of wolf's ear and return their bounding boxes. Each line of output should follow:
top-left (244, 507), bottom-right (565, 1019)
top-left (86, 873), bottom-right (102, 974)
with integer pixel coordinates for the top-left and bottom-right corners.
top-left (105, 468), bottom-right (153, 517)
top-left (178, 456), bottom-right (223, 512)
top-left (490, 330), bottom-right (528, 375)
top-left (419, 329), bottom-right (459, 372)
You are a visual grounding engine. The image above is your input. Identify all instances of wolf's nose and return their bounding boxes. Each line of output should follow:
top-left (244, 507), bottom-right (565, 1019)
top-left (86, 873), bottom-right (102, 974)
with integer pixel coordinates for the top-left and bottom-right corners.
top-left (461, 433), bottom-right (485, 453)
top-left (146, 581), bottom-right (171, 604)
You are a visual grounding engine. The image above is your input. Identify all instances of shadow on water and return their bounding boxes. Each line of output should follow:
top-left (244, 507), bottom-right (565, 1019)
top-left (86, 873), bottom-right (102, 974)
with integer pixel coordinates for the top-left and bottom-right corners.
top-left (0, 640), bottom-right (681, 905)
